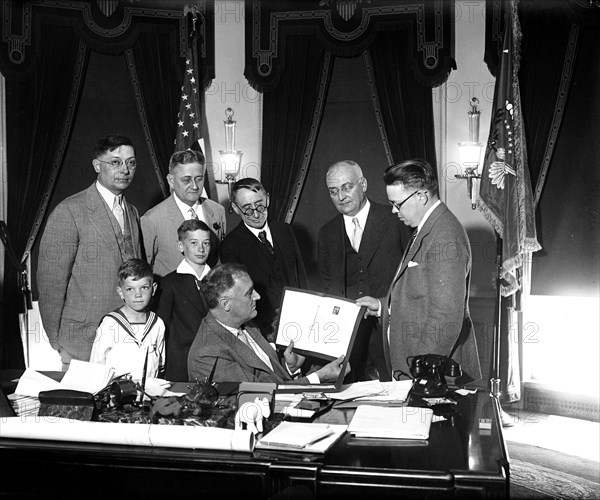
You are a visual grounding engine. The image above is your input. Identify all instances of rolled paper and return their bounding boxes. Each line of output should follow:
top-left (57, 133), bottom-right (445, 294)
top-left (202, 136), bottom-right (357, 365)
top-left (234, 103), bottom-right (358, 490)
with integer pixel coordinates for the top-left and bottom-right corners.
top-left (0, 416), bottom-right (255, 453)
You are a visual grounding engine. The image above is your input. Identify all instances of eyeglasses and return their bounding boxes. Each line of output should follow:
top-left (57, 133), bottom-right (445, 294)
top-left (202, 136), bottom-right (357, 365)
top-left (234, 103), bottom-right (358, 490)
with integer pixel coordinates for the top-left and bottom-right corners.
top-left (234, 203), bottom-right (267, 217)
top-left (328, 180), bottom-right (361, 197)
top-left (96, 158), bottom-right (137, 170)
top-left (389, 190), bottom-right (419, 211)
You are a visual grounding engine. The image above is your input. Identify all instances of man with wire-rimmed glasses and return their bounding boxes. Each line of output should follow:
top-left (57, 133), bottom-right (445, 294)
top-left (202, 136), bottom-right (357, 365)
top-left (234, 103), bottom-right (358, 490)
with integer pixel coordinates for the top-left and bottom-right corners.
top-left (317, 160), bottom-right (410, 382)
top-left (357, 158), bottom-right (482, 386)
top-left (37, 135), bottom-right (143, 369)
top-left (219, 178), bottom-right (309, 341)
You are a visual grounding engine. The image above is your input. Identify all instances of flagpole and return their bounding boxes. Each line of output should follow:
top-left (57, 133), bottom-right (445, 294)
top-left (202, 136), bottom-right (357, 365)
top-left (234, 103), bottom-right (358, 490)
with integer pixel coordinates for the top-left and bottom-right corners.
top-left (490, 233), bottom-right (502, 398)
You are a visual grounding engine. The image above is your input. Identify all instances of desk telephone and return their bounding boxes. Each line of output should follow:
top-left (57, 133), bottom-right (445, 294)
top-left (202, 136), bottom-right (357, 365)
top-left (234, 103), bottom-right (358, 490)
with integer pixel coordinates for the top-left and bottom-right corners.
top-left (407, 354), bottom-right (462, 398)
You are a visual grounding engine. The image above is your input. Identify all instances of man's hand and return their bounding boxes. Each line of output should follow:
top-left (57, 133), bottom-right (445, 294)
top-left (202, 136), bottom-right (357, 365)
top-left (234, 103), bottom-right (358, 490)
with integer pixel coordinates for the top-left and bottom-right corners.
top-left (355, 296), bottom-right (382, 318)
top-left (283, 341), bottom-right (305, 373)
top-left (315, 355), bottom-right (350, 383)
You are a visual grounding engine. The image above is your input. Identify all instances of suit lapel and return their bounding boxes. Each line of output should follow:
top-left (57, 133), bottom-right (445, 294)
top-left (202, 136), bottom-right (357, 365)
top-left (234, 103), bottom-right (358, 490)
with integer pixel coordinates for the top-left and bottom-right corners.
top-left (166, 194), bottom-right (185, 226)
top-left (86, 185), bottom-right (120, 250)
top-left (245, 325), bottom-right (290, 380)
top-left (243, 223), bottom-right (273, 260)
top-left (391, 203), bottom-right (448, 285)
top-left (179, 274), bottom-right (207, 315)
top-left (358, 203), bottom-right (385, 264)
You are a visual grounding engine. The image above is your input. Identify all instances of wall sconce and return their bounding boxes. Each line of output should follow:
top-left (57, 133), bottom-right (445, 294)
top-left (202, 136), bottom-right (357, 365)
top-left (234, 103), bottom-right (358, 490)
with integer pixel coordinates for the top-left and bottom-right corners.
top-left (456, 98), bottom-right (483, 209)
top-left (217, 107), bottom-right (243, 213)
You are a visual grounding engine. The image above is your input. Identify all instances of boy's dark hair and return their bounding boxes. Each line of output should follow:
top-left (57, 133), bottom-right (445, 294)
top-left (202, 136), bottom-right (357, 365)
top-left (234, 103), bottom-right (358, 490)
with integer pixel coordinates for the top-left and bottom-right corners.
top-left (383, 158), bottom-right (439, 197)
top-left (118, 258), bottom-right (154, 283)
top-left (177, 219), bottom-right (211, 241)
top-left (169, 149), bottom-right (205, 173)
top-left (200, 263), bottom-right (249, 309)
top-left (93, 135), bottom-right (134, 158)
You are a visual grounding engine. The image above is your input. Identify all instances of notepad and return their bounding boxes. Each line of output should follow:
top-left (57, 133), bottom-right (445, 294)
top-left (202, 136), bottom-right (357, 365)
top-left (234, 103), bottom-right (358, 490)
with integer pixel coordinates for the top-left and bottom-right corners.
top-left (347, 405), bottom-right (434, 440)
top-left (256, 422), bottom-right (347, 453)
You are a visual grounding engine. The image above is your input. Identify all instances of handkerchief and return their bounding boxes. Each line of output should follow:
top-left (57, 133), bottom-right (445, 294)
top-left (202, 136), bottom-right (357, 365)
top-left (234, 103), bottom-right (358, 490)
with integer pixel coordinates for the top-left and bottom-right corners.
top-left (408, 261), bottom-right (419, 267)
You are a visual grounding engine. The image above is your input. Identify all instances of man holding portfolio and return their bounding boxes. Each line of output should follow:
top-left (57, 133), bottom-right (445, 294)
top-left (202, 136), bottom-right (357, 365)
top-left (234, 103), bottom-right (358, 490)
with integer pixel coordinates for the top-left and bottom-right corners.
top-left (187, 263), bottom-right (347, 384)
top-left (357, 159), bottom-right (481, 385)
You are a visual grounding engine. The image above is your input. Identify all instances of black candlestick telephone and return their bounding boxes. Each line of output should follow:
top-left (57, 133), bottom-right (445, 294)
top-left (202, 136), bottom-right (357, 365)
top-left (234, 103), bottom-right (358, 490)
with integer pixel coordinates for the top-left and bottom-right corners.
top-left (406, 354), bottom-right (462, 398)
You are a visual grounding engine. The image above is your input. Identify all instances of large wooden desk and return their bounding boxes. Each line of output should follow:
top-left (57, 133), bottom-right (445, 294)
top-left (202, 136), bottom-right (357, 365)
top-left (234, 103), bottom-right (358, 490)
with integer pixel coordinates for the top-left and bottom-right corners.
top-left (0, 387), bottom-right (508, 499)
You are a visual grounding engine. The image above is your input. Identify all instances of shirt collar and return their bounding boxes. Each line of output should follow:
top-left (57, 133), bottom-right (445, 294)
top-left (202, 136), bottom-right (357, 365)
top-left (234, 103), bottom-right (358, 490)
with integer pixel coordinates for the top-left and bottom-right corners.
top-left (95, 181), bottom-right (121, 208)
top-left (416, 199), bottom-right (441, 234)
top-left (244, 222), bottom-right (272, 242)
top-left (176, 258), bottom-right (210, 280)
top-left (343, 199), bottom-right (371, 231)
top-left (173, 192), bottom-right (201, 218)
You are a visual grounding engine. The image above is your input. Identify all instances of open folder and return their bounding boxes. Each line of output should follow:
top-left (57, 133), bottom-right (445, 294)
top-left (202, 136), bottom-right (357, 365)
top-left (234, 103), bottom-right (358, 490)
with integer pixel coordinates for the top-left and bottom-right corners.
top-left (275, 287), bottom-right (365, 391)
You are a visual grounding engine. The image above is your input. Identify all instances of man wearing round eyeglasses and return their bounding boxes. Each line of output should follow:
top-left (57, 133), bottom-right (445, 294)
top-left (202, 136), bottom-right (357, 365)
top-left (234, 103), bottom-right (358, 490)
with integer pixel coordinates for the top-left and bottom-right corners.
top-left (219, 178), bottom-right (309, 341)
top-left (317, 160), bottom-right (410, 382)
top-left (37, 135), bottom-right (143, 369)
top-left (356, 159), bottom-right (482, 386)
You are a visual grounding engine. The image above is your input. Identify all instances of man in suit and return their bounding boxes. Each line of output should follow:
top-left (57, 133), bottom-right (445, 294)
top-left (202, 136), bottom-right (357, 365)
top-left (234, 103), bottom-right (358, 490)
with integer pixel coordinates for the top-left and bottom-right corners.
top-left (188, 263), bottom-right (346, 384)
top-left (37, 135), bottom-right (142, 369)
top-left (318, 160), bottom-right (410, 381)
top-left (219, 178), bottom-right (308, 341)
top-left (156, 219), bottom-right (211, 382)
top-left (141, 149), bottom-right (226, 277)
top-left (357, 159), bottom-right (481, 385)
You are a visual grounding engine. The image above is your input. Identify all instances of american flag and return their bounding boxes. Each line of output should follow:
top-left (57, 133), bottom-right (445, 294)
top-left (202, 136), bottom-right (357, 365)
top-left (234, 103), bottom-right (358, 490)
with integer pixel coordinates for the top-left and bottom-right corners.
top-left (477, 0), bottom-right (540, 297)
top-left (174, 45), bottom-right (204, 154)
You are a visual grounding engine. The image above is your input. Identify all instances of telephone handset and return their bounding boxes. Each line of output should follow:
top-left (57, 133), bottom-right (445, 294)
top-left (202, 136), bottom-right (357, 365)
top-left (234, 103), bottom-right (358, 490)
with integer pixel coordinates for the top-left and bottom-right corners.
top-left (406, 354), bottom-right (462, 398)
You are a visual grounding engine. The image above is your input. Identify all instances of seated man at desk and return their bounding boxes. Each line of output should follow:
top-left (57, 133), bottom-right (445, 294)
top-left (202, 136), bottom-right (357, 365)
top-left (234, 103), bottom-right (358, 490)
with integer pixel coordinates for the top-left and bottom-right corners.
top-left (187, 263), bottom-right (347, 384)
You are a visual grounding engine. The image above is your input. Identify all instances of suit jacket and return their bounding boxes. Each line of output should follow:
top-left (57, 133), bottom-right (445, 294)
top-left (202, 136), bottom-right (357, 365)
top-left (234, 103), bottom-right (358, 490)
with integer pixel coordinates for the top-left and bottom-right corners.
top-left (140, 193), bottom-right (226, 277)
top-left (219, 220), bottom-right (309, 335)
top-left (317, 200), bottom-right (409, 298)
top-left (37, 183), bottom-right (142, 362)
top-left (383, 202), bottom-right (482, 384)
top-left (156, 271), bottom-right (209, 382)
top-left (188, 313), bottom-right (313, 384)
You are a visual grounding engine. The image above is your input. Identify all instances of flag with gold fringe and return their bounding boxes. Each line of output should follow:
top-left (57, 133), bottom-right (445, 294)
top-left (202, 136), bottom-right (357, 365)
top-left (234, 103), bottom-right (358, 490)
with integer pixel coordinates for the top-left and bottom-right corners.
top-left (477, 0), bottom-right (541, 297)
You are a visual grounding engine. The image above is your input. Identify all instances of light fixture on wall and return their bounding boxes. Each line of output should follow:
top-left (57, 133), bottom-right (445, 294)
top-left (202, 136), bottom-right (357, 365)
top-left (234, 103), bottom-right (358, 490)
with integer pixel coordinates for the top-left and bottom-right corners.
top-left (217, 107), bottom-right (243, 213)
top-left (456, 98), bottom-right (483, 209)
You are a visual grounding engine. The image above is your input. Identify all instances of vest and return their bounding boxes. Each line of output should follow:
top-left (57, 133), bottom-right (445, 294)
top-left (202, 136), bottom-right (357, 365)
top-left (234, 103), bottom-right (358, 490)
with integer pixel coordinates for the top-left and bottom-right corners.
top-left (344, 233), bottom-right (371, 300)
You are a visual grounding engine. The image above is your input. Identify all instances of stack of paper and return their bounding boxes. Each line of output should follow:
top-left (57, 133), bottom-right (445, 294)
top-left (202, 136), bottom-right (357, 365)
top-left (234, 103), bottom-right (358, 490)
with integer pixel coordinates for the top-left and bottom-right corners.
top-left (347, 405), bottom-right (434, 439)
top-left (7, 394), bottom-right (40, 417)
top-left (14, 361), bottom-right (116, 398)
top-left (255, 422), bottom-right (347, 453)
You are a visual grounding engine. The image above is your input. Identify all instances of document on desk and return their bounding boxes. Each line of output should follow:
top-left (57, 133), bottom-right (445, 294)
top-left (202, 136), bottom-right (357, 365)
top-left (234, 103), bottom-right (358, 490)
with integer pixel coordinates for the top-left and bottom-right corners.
top-left (255, 422), bottom-right (347, 453)
top-left (275, 287), bottom-right (365, 362)
top-left (14, 361), bottom-right (116, 397)
top-left (348, 405), bottom-right (434, 440)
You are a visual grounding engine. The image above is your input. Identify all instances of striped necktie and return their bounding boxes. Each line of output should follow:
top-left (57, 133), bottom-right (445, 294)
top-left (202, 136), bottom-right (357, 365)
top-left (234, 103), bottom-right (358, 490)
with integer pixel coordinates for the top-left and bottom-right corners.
top-left (113, 196), bottom-right (125, 233)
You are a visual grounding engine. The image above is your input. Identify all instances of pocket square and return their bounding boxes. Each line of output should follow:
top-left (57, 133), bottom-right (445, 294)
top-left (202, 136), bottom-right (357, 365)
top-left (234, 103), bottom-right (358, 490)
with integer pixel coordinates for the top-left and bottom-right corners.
top-left (408, 261), bottom-right (419, 267)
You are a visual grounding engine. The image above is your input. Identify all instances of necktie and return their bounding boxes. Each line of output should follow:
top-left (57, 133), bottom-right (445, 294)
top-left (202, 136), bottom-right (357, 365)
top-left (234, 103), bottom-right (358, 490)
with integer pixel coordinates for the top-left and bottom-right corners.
top-left (188, 207), bottom-right (199, 220)
top-left (258, 230), bottom-right (274, 255)
top-left (113, 196), bottom-right (125, 233)
top-left (351, 217), bottom-right (363, 252)
top-left (237, 328), bottom-right (250, 347)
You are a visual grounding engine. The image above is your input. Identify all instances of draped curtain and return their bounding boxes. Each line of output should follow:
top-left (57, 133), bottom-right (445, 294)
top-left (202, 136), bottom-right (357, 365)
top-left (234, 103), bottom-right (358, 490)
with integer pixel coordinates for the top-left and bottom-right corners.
top-left (367, 29), bottom-right (438, 166)
top-left (2, 22), bottom-right (89, 368)
top-left (128, 30), bottom-right (184, 197)
top-left (260, 35), bottom-right (334, 222)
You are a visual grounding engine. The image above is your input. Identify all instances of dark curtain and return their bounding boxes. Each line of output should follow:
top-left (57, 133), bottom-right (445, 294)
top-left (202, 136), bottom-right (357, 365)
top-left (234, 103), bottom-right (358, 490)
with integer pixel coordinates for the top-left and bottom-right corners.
top-left (519, 6), bottom-right (576, 195)
top-left (2, 23), bottom-right (89, 369)
top-left (367, 29), bottom-right (438, 166)
top-left (129, 30), bottom-right (183, 197)
top-left (261, 35), bottom-right (333, 222)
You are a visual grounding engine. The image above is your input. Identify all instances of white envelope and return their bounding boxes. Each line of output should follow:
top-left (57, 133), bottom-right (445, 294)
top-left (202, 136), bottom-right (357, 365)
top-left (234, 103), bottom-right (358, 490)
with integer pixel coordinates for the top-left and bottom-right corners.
top-left (408, 261), bottom-right (419, 267)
